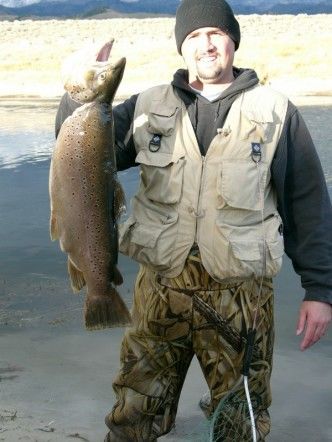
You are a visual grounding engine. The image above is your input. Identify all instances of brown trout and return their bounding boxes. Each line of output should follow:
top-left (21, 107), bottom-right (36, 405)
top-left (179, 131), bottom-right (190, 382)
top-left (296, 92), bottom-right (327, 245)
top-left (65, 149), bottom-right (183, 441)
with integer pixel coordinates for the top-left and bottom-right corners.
top-left (49, 40), bottom-right (131, 329)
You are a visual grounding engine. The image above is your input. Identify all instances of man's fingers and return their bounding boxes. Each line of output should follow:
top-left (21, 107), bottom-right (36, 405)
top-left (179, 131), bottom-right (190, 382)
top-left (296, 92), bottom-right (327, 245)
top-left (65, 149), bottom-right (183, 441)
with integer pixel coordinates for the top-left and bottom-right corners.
top-left (296, 309), bottom-right (306, 336)
top-left (300, 322), bottom-right (329, 350)
top-left (313, 324), bottom-right (326, 342)
top-left (300, 323), bottom-right (316, 350)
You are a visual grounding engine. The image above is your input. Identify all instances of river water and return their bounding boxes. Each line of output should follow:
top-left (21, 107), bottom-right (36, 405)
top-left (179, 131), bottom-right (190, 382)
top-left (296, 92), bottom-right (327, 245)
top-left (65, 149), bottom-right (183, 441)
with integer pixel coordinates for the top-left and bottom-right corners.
top-left (0, 100), bottom-right (331, 441)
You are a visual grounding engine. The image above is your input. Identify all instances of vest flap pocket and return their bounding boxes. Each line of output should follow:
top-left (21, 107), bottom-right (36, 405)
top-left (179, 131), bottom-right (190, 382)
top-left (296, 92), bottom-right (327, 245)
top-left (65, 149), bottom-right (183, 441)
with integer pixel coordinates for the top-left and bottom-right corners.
top-left (242, 97), bottom-right (280, 123)
top-left (219, 160), bottom-right (268, 211)
top-left (212, 216), bottom-right (284, 280)
top-left (148, 102), bottom-right (179, 136)
top-left (135, 150), bottom-right (185, 204)
top-left (131, 223), bottom-right (162, 248)
top-left (119, 212), bottom-right (179, 271)
top-left (136, 149), bottom-right (183, 167)
top-left (243, 109), bottom-right (275, 124)
top-left (240, 108), bottom-right (277, 142)
top-left (267, 239), bottom-right (284, 259)
top-left (231, 239), bottom-right (284, 262)
top-left (150, 101), bottom-right (177, 117)
top-left (230, 240), bottom-right (261, 261)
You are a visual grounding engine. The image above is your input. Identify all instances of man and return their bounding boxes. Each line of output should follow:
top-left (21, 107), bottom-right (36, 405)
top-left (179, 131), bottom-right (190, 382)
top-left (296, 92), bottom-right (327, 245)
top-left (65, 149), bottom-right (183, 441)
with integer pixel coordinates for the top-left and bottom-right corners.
top-left (55, 0), bottom-right (332, 440)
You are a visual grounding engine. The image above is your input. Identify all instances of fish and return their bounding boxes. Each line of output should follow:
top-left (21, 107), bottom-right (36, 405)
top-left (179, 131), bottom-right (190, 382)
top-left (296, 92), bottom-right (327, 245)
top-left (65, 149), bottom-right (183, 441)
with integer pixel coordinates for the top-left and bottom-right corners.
top-left (49, 40), bottom-right (131, 330)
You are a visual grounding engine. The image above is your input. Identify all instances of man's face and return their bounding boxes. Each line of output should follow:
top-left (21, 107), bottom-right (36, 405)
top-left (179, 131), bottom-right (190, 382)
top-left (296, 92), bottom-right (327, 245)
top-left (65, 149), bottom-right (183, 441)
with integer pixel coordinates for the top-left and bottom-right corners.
top-left (181, 27), bottom-right (235, 85)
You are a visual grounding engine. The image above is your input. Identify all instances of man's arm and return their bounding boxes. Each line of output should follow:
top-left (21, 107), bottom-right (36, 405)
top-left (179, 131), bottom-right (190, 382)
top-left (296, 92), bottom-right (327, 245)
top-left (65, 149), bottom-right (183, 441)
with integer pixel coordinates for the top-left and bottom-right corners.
top-left (272, 102), bottom-right (332, 349)
top-left (113, 94), bottom-right (138, 171)
top-left (55, 92), bottom-right (81, 138)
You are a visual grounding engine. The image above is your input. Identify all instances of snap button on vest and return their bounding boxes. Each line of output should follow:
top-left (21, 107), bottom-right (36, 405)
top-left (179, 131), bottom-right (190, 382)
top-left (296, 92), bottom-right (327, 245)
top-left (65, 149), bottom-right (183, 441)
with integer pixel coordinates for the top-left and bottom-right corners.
top-left (217, 126), bottom-right (232, 137)
top-left (188, 206), bottom-right (205, 218)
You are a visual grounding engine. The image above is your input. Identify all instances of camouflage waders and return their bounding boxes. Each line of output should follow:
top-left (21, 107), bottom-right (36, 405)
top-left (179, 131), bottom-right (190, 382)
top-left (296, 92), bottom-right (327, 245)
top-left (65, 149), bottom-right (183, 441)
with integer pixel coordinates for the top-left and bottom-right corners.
top-left (105, 253), bottom-right (274, 441)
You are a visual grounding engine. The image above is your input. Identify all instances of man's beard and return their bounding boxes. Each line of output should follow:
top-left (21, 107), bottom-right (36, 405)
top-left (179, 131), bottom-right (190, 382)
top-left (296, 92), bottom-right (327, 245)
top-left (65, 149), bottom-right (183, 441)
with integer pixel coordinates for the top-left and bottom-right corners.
top-left (195, 57), bottom-right (223, 83)
top-left (196, 66), bottom-right (223, 83)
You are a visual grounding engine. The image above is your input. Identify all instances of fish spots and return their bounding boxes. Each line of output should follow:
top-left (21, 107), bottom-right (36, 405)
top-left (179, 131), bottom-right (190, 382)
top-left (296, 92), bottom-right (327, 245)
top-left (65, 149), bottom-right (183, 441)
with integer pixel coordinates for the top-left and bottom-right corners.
top-left (51, 53), bottom-right (131, 328)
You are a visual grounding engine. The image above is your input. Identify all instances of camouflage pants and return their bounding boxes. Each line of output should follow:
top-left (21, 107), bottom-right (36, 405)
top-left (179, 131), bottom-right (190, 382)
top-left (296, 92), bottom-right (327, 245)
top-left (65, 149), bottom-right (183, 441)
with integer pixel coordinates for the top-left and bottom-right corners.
top-left (105, 254), bottom-right (274, 441)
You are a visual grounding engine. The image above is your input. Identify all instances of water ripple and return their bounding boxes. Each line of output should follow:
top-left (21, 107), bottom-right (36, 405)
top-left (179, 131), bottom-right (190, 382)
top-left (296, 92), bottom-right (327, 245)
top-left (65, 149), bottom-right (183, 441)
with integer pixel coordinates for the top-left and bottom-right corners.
top-left (0, 134), bottom-right (54, 170)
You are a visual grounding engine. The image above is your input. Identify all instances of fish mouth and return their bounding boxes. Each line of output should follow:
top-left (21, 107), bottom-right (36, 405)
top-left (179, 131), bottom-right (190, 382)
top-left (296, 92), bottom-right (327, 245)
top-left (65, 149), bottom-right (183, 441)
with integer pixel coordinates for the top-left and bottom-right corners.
top-left (96, 40), bottom-right (114, 62)
top-left (90, 40), bottom-right (126, 103)
top-left (95, 39), bottom-right (126, 71)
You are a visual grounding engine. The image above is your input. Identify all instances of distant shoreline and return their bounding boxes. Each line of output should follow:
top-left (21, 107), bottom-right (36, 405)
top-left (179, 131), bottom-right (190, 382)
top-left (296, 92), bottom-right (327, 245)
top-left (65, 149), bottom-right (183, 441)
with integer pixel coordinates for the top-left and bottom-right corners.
top-left (1, 95), bottom-right (332, 108)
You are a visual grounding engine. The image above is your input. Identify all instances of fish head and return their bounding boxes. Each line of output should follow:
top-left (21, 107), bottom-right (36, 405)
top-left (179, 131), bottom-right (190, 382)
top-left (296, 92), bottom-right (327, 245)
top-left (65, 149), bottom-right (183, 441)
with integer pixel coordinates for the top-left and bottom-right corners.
top-left (64, 40), bottom-right (126, 104)
top-left (93, 56), bottom-right (126, 104)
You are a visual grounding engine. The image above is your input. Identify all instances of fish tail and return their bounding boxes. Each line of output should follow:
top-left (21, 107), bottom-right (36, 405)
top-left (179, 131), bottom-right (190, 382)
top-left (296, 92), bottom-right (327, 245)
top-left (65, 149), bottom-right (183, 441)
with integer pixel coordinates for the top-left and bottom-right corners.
top-left (84, 288), bottom-right (131, 330)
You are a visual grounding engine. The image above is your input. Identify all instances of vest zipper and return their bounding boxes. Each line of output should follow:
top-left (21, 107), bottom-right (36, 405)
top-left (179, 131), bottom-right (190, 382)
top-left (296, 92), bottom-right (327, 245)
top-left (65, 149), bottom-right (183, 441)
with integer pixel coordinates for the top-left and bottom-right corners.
top-left (194, 156), bottom-right (207, 243)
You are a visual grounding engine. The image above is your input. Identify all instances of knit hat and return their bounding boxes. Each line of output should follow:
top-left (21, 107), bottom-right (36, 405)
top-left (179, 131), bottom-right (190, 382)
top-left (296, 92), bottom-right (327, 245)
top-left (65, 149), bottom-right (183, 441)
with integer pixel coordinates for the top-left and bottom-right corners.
top-left (175, 0), bottom-right (241, 54)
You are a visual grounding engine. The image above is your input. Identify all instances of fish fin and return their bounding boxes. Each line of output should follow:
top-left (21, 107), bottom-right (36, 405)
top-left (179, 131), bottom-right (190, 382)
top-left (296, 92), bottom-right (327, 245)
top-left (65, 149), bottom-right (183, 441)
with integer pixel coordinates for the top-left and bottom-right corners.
top-left (50, 214), bottom-right (59, 241)
top-left (114, 181), bottom-right (126, 220)
top-left (112, 266), bottom-right (123, 286)
top-left (68, 258), bottom-right (86, 292)
top-left (84, 287), bottom-right (131, 330)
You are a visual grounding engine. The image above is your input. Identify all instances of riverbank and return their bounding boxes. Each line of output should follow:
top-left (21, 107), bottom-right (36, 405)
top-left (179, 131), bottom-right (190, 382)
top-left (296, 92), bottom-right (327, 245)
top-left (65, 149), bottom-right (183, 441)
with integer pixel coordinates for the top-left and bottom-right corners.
top-left (0, 14), bottom-right (331, 100)
top-left (2, 95), bottom-right (332, 108)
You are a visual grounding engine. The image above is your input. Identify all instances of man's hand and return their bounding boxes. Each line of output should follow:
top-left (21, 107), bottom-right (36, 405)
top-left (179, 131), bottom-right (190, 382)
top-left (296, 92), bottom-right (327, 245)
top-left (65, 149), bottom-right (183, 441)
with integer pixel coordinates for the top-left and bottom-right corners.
top-left (296, 301), bottom-right (332, 351)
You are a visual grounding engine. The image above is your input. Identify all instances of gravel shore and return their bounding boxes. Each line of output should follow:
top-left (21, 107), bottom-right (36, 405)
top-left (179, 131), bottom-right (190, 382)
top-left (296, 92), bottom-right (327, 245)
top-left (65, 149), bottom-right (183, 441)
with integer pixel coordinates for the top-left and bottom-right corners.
top-left (0, 14), bottom-right (331, 100)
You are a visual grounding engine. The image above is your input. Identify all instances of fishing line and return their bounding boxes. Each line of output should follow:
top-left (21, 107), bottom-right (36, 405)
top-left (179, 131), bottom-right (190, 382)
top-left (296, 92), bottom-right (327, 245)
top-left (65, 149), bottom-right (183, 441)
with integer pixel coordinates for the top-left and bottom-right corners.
top-left (206, 143), bottom-right (267, 442)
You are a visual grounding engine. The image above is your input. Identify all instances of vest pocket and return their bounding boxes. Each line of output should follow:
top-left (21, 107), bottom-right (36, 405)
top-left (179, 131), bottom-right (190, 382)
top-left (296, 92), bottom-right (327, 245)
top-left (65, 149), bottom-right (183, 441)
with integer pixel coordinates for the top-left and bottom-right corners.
top-left (217, 159), bottom-right (269, 211)
top-left (119, 213), bottom-right (179, 270)
top-left (136, 150), bottom-right (185, 204)
top-left (148, 104), bottom-right (179, 136)
top-left (134, 104), bottom-right (179, 155)
top-left (213, 214), bottom-right (284, 279)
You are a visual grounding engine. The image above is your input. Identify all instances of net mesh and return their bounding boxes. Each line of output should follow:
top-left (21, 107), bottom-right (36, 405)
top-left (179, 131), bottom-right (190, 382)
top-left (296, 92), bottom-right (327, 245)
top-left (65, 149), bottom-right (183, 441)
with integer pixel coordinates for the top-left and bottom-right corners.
top-left (210, 386), bottom-right (257, 442)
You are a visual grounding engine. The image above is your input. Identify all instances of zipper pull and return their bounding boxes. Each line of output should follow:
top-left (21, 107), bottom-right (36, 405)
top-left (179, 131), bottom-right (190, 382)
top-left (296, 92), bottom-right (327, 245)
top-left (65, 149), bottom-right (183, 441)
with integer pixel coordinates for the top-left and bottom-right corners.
top-left (217, 126), bottom-right (231, 137)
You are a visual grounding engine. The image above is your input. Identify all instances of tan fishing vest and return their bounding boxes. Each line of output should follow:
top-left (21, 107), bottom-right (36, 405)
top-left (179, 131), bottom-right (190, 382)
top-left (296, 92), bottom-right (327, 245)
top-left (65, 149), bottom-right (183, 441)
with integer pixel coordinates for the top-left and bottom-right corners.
top-left (119, 83), bottom-right (288, 281)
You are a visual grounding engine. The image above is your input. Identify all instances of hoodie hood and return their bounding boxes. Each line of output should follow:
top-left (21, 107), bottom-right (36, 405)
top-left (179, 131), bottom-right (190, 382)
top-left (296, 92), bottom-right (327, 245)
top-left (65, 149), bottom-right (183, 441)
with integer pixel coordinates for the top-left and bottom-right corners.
top-left (171, 67), bottom-right (260, 155)
top-left (172, 67), bottom-right (259, 103)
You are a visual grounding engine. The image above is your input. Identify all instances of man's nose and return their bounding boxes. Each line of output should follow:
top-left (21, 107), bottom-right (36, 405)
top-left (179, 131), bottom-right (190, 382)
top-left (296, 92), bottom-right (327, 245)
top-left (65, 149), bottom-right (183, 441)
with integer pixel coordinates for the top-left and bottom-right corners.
top-left (197, 34), bottom-right (214, 51)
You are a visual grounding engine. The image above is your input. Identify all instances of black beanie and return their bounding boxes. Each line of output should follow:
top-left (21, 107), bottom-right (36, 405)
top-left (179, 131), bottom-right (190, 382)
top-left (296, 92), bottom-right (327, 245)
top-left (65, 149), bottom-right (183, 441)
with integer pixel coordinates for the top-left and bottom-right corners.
top-left (175, 0), bottom-right (241, 54)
